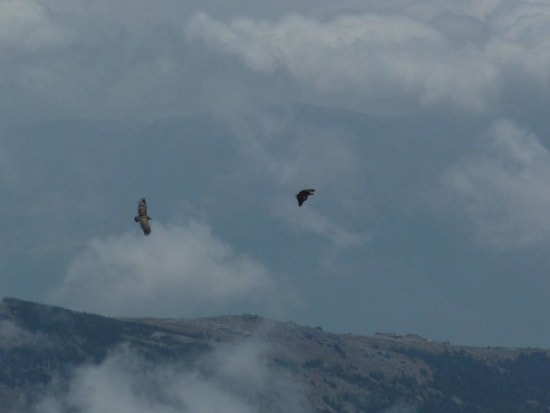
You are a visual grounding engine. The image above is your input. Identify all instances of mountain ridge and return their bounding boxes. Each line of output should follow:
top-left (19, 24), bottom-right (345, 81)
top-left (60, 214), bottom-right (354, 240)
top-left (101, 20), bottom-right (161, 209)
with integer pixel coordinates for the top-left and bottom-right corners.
top-left (1, 297), bottom-right (550, 412)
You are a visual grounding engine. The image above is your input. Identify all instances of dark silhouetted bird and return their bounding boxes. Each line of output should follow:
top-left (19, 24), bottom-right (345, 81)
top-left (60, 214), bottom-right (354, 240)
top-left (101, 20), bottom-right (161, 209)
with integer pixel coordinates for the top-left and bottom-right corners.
top-left (296, 188), bottom-right (315, 206)
top-left (134, 198), bottom-right (152, 235)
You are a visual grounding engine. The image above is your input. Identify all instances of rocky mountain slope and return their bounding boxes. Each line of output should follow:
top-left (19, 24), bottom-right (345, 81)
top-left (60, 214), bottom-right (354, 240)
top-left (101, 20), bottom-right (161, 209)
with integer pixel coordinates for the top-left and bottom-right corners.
top-left (1, 298), bottom-right (549, 412)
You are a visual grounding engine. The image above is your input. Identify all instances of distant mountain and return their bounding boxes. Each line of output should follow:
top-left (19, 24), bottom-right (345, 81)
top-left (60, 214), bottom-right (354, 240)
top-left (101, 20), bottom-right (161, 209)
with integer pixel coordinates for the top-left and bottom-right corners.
top-left (1, 298), bottom-right (550, 413)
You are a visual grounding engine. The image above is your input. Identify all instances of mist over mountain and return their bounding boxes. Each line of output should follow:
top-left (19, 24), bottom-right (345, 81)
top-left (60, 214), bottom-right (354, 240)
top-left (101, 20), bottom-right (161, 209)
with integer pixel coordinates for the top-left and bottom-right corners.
top-left (1, 297), bottom-right (550, 413)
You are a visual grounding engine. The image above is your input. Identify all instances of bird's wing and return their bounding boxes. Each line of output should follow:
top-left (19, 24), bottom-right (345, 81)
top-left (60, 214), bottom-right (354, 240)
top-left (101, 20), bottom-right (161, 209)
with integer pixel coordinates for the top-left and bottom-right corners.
top-left (139, 218), bottom-right (152, 235)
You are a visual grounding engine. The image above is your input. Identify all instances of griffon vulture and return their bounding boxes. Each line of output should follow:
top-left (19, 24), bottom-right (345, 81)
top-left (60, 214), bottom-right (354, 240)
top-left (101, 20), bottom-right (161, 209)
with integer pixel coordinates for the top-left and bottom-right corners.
top-left (134, 198), bottom-right (152, 235)
top-left (296, 188), bottom-right (315, 207)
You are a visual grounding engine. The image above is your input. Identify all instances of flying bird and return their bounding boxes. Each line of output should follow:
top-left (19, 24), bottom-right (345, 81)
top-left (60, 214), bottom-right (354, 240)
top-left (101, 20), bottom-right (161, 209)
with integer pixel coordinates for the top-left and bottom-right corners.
top-left (134, 198), bottom-right (152, 235)
top-left (296, 188), bottom-right (315, 206)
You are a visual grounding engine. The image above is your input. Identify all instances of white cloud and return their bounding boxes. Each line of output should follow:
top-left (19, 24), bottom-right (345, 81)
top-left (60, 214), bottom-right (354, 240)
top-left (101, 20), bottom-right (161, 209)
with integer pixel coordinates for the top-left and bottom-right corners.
top-left (0, 1), bottom-right (549, 118)
top-left (0, 320), bottom-right (38, 347)
top-left (185, 4), bottom-right (550, 114)
top-left (24, 339), bottom-right (310, 413)
top-left (49, 221), bottom-right (283, 317)
top-left (186, 13), bottom-right (453, 113)
top-left (271, 197), bottom-right (367, 249)
top-left (442, 119), bottom-right (550, 248)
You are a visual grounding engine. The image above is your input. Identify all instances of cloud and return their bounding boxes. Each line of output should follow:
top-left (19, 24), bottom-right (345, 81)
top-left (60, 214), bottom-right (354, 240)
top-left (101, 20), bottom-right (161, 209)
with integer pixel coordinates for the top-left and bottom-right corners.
top-left (185, 4), bottom-right (550, 114)
top-left (271, 197), bottom-right (367, 249)
top-left (185, 13), bottom-right (461, 113)
top-left (441, 119), bottom-right (550, 248)
top-left (184, 12), bottom-right (492, 113)
top-left (48, 221), bottom-right (285, 317)
top-left (23, 338), bottom-right (310, 413)
top-left (0, 1), bottom-right (549, 119)
top-left (0, 320), bottom-right (39, 348)
top-left (0, 0), bottom-right (66, 51)
top-left (0, 0), bottom-right (187, 120)
top-left (220, 107), bottom-right (368, 250)
top-left (224, 107), bottom-right (362, 200)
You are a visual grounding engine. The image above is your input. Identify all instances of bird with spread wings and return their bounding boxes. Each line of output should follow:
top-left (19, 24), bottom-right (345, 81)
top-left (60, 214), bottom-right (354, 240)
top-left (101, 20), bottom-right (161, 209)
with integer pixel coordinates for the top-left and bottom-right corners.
top-left (134, 198), bottom-right (152, 235)
top-left (296, 188), bottom-right (315, 207)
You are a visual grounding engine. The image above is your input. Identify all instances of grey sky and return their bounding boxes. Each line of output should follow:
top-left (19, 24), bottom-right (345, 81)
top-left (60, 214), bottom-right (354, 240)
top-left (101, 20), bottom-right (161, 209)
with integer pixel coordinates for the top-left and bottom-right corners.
top-left (2, 0), bottom-right (550, 348)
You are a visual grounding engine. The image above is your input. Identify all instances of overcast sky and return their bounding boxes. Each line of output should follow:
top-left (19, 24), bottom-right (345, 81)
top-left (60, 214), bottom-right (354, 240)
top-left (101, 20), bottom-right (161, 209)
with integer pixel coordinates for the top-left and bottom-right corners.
top-left (2, 0), bottom-right (550, 349)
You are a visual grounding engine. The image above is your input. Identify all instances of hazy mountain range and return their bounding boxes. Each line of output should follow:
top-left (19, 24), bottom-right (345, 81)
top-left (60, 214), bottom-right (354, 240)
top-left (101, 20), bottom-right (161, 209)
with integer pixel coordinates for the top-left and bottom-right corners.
top-left (1, 297), bottom-right (549, 413)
